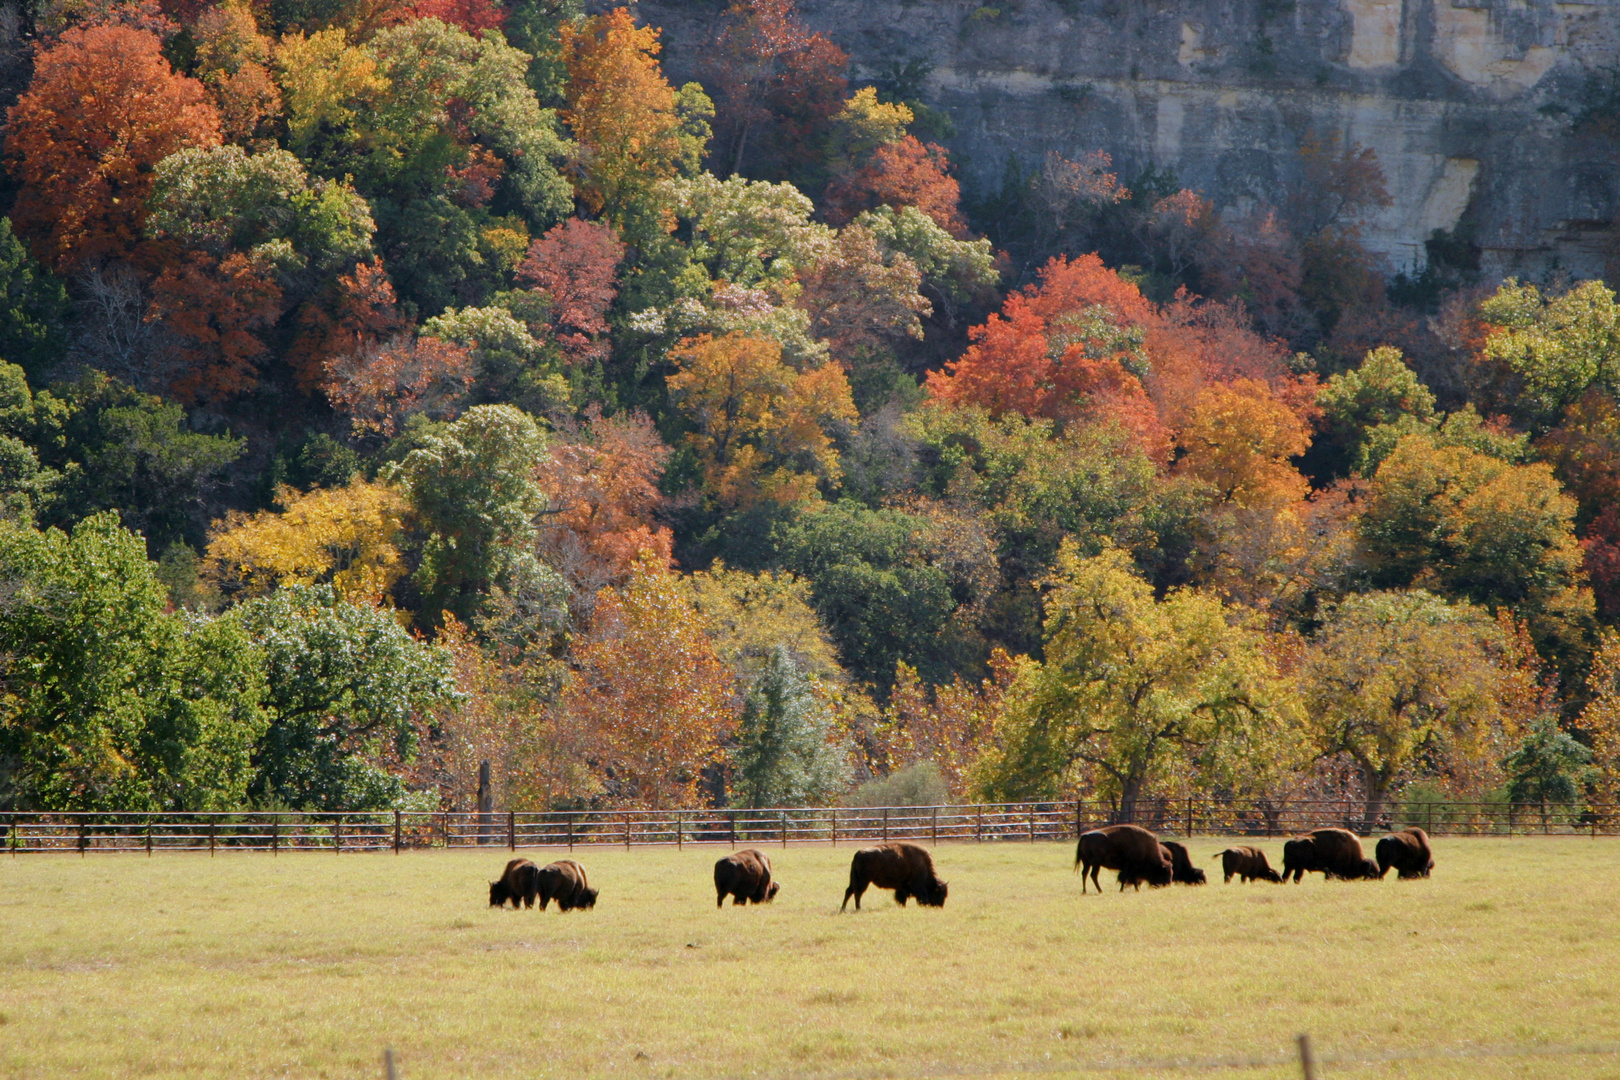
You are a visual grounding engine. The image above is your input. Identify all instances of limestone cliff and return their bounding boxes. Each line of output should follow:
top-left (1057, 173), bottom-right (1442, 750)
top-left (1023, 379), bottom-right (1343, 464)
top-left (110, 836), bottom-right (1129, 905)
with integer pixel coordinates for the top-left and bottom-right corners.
top-left (625, 0), bottom-right (1620, 278)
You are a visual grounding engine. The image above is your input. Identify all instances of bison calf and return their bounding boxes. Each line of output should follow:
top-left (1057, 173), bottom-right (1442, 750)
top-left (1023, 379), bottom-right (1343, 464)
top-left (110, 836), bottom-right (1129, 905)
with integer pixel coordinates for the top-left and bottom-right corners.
top-left (489, 857), bottom-right (540, 909)
top-left (1160, 840), bottom-right (1206, 885)
top-left (1075, 825), bottom-right (1173, 894)
top-left (841, 842), bottom-right (947, 910)
top-left (1216, 845), bottom-right (1282, 884)
top-left (1375, 827), bottom-right (1434, 880)
top-left (537, 859), bottom-right (598, 911)
top-left (714, 849), bottom-right (780, 907)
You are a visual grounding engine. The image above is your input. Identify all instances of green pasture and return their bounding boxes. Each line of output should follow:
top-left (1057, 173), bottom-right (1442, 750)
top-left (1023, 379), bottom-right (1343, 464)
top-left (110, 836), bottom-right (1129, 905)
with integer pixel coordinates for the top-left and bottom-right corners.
top-left (2, 837), bottom-right (1618, 1080)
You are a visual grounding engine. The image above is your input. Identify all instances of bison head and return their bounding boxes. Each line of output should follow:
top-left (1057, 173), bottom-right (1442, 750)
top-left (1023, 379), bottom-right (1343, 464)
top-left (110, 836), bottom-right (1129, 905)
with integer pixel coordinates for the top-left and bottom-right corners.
top-left (489, 881), bottom-right (510, 907)
top-left (919, 879), bottom-right (948, 907)
top-left (1358, 858), bottom-right (1381, 880)
top-left (1260, 867), bottom-right (1283, 884)
top-left (765, 881), bottom-right (781, 902)
top-left (576, 887), bottom-right (599, 910)
top-left (1182, 867), bottom-right (1207, 886)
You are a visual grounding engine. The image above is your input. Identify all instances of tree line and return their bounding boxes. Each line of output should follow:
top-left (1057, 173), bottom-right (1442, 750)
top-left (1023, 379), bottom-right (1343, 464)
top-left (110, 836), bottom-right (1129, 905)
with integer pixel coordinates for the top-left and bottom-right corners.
top-left (0, 0), bottom-right (1617, 820)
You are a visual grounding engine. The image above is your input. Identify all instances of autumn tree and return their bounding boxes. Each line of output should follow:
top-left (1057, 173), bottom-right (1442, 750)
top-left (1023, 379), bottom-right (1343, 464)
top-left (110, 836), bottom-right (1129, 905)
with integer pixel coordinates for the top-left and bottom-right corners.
top-left (1176, 378), bottom-right (1311, 510)
top-left (705, 0), bottom-right (847, 181)
top-left (5, 24), bottom-right (221, 272)
top-left (558, 8), bottom-right (711, 230)
top-left (883, 648), bottom-right (1021, 798)
top-left (972, 542), bottom-right (1302, 812)
top-left (564, 555), bottom-right (736, 807)
top-left (1583, 630), bottom-right (1620, 805)
top-left (794, 222), bottom-right (928, 362)
top-left (203, 478), bottom-right (407, 605)
top-left (666, 332), bottom-right (857, 508)
top-left (825, 135), bottom-right (969, 238)
top-left (322, 333), bottom-right (476, 437)
top-left (925, 255), bottom-right (1167, 461)
top-left (515, 217), bottom-right (624, 366)
top-left (411, 0), bottom-right (505, 33)
top-left (194, 0), bottom-right (281, 142)
top-left (533, 408), bottom-right (673, 613)
top-left (684, 563), bottom-right (843, 685)
top-left (1315, 346), bottom-right (1438, 478)
top-left (1303, 590), bottom-right (1512, 828)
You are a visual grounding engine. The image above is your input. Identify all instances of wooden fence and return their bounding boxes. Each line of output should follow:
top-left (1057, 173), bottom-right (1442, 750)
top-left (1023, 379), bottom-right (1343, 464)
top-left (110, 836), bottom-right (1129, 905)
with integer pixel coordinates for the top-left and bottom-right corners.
top-left (3, 798), bottom-right (1618, 855)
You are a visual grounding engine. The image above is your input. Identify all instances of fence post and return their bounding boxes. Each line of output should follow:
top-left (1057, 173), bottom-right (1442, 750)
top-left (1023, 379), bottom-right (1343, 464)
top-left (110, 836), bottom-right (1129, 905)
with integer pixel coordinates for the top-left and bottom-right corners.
top-left (394, 810), bottom-right (401, 855)
top-left (781, 810), bottom-right (788, 848)
top-left (146, 818), bottom-right (153, 857)
top-left (567, 814), bottom-right (574, 852)
top-left (831, 808), bottom-right (837, 847)
top-left (272, 817), bottom-right (279, 856)
top-left (334, 816), bottom-right (342, 854)
top-left (676, 812), bottom-right (683, 850)
top-left (1297, 1033), bottom-right (1317, 1080)
top-left (730, 811), bottom-right (736, 849)
top-left (509, 811), bottom-right (516, 851)
top-left (1186, 797), bottom-right (1194, 838)
top-left (79, 819), bottom-right (87, 857)
top-left (976, 804), bottom-right (983, 843)
top-left (932, 806), bottom-right (938, 846)
top-left (882, 807), bottom-right (888, 842)
top-left (624, 812), bottom-right (631, 850)
top-left (209, 819), bottom-right (215, 857)
top-left (1075, 800), bottom-right (1082, 839)
top-left (1028, 805), bottom-right (1035, 843)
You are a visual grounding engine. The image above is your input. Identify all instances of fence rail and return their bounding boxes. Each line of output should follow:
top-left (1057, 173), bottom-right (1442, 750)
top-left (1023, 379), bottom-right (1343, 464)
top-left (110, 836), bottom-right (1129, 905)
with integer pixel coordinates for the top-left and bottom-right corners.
top-left (4, 797), bottom-right (1618, 855)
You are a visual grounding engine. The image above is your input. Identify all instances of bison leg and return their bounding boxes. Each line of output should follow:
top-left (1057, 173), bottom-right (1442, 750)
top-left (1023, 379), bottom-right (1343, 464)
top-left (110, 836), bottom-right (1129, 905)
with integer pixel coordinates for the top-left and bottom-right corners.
top-left (894, 887), bottom-right (909, 907)
top-left (715, 888), bottom-right (726, 909)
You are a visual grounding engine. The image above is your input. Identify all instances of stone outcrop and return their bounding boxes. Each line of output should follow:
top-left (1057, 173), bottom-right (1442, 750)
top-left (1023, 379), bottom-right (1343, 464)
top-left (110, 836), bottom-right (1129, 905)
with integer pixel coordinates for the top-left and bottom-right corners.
top-left (626, 0), bottom-right (1620, 278)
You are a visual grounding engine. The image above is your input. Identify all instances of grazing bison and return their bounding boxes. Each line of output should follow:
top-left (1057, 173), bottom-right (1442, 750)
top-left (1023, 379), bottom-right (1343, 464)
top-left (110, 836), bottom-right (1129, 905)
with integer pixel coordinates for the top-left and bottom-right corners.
top-left (841, 842), bottom-right (947, 910)
top-left (1215, 845), bottom-right (1282, 884)
top-left (1375, 828), bottom-right (1434, 880)
top-left (714, 849), bottom-right (780, 907)
top-left (489, 857), bottom-right (541, 909)
top-left (1074, 825), bottom-right (1173, 894)
top-left (1160, 840), bottom-right (1206, 885)
top-left (1282, 829), bottom-right (1381, 883)
top-left (537, 859), bottom-right (598, 911)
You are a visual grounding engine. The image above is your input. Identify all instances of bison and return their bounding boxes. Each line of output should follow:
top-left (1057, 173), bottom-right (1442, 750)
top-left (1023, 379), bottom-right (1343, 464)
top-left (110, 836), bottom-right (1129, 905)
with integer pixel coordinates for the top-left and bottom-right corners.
top-left (1074, 825), bottom-right (1173, 894)
top-left (537, 859), bottom-right (598, 911)
top-left (1215, 845), bottom-right (1282, 884)
top-left (1281, 829), bottom-right (1381, 883)
top-left (841, 842), bottom-right (947, 910)
top-left (1375, 828), bottom-right (1434, 880)
top-left (714, 849), bottom-right (780, 907)
top-left (489, 857), bottom-right (540, 909)
top-left (1160, 840), bottom-right (1206, 885)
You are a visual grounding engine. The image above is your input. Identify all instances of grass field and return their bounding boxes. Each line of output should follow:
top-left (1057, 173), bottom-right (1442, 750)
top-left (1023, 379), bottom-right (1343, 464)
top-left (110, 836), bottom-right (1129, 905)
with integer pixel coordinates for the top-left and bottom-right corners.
top-left (2, 837), bottom-right (1618, 1080)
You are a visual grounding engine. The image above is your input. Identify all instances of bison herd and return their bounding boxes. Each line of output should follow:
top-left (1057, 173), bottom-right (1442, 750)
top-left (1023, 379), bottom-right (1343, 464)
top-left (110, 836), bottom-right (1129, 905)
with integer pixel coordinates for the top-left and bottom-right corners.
top-left (486, 828), bottom-right (1432, 912)
top-left (1077, 824), bottom-right (1433, 892)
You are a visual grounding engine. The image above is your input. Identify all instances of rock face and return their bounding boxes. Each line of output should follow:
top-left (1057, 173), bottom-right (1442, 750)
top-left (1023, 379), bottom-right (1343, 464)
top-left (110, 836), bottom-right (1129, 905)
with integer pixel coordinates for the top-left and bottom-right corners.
top-left (626, 0), bottom-right (1620, 278)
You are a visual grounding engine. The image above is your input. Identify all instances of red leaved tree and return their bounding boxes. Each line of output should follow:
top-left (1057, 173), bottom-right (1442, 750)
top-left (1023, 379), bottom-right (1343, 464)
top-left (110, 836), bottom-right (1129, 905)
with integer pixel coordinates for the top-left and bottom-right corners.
top-left (824, 135), bottom-right (970, 238)
top-left (411, 0), bottom-right (504, 32)
top-left (926, 254), bottom-right (1169, 461)
top-left (517, 218), bottom-right (624, 366)
top-left (288, 257), bottom-right (407, 392)
top-left (535, 408), bottom-right (674, 609)
top-left (322, 333), bottom-right (476, 437)
top-left (5, 25), bottom-right (220, 273)
top-left (148, 250), bottom-right (283, 403)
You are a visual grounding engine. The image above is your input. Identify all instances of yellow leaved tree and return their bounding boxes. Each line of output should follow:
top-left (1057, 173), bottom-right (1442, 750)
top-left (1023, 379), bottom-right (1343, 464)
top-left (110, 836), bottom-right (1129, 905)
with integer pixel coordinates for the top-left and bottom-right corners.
top-left (203, 477), bottom-right (407, 605)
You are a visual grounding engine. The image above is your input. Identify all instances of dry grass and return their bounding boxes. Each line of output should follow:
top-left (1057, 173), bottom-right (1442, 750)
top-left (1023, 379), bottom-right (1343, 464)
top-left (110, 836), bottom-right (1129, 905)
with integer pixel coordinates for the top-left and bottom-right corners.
top-left (2, 837), bottom-right (1618, 1079)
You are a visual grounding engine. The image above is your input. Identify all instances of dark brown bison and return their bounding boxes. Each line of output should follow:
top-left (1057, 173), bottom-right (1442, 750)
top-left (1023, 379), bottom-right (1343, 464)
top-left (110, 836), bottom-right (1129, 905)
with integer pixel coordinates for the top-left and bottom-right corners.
top-left (1281, 829), bottom-right (1381, 883)
top-left (1375, 828), bottom-right (1434, 879)
top-left (1075, 825), bottom-right (1173, 894)
top-left (1159, 840), bottom-right (1206, 885)
top-left (1215, 845), bottom-right (1282, 884)
top-left (489, 857), bottom-right (540, 909)
top-left (537, 859), bottom-right (598, 911)
top-left (714, 849), bottom-right (780, 907)
top-left (840, 842), bottom-right (947, 910)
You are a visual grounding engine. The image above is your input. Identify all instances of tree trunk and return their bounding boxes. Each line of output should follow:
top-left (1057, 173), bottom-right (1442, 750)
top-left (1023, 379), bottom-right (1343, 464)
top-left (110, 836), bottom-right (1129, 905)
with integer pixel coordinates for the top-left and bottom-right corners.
top-left (1117, 773), bottom-right (1146, 825)
top-left (1358, 761), bottom-right (1390, 835)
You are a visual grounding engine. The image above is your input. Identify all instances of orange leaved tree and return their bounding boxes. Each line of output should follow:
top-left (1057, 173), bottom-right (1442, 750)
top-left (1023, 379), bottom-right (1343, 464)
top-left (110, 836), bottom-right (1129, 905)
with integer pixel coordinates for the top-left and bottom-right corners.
top-left (5, 25), bottom-right (220, 273)
top-left (516, 218), bottom-right (624, 366)
top-left (565, 556), bottom-right (736, 807)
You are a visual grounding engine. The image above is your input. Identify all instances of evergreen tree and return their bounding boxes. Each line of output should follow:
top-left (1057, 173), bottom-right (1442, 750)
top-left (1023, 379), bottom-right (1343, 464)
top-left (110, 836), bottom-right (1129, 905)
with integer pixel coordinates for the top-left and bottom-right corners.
top-left (731, 646), bottom-right (850, 807)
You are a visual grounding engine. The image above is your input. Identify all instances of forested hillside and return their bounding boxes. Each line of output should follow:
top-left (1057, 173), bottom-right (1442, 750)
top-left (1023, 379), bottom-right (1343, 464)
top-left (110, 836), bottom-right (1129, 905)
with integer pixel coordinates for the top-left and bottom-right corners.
top-left (0, 0), bottom-right (1616, 822)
